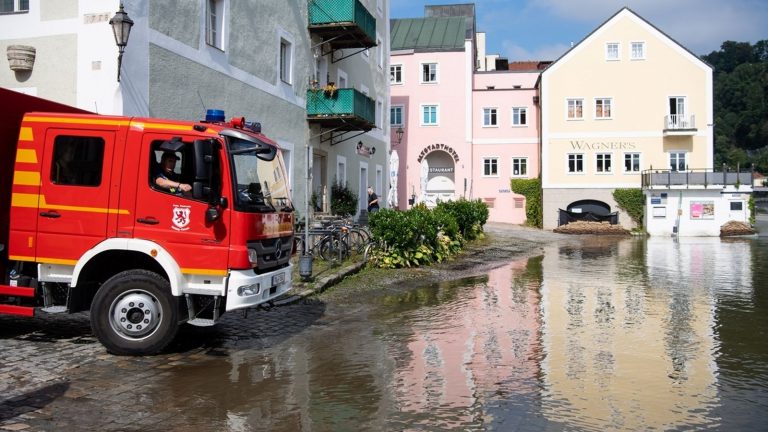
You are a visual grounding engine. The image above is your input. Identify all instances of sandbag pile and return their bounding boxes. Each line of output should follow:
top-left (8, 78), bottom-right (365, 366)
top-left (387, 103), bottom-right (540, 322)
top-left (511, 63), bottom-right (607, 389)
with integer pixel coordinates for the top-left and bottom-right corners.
top-left (553, 221), bottom-right (631, 235)
top-left (720, 221), bottom-right (756, 237)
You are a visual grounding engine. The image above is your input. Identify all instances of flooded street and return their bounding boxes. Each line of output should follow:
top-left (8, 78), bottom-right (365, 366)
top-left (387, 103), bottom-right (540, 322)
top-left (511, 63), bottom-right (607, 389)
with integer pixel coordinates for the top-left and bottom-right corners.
top-left (2, 232), bottom-right (768, 430)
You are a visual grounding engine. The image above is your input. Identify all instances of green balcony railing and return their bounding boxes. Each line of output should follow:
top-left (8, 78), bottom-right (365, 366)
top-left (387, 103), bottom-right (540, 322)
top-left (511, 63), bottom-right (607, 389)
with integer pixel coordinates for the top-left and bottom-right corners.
top-left (306, 88), bottom-right (375, 130)
top-left (308, 0), bottom-right (376, 46)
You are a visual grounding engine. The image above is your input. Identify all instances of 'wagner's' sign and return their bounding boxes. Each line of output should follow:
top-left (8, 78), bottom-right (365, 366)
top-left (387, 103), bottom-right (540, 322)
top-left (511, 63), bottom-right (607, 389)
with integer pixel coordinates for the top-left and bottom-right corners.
top-left (569, 140), bottom-right (637, 150)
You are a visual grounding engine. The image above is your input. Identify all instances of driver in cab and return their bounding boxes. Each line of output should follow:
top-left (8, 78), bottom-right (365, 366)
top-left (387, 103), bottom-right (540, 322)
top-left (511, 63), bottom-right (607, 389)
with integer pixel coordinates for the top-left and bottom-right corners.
top-left (155, 151), bottom-right (192, 194)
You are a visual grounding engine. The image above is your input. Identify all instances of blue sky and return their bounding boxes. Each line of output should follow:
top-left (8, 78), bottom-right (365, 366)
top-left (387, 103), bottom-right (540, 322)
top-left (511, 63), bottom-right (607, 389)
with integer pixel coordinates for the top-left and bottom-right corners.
top-left (390, 0), bottom-right (768, 60)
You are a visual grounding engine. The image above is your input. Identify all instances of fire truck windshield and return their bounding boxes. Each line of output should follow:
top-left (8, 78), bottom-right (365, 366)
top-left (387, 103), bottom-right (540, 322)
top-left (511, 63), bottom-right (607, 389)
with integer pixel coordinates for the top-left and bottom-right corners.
top-left (228, 137), bottom-right (292, 213)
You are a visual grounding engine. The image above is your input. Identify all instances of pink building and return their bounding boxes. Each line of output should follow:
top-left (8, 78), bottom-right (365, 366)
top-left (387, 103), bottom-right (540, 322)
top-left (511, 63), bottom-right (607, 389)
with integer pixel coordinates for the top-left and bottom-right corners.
top-left (389, 5), bottom-right (540, 224)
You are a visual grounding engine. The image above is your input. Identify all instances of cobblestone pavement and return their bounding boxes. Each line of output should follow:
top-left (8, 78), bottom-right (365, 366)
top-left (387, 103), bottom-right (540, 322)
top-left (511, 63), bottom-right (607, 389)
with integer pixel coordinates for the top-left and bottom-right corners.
top-left (0, 300), bottom-right (328, 431)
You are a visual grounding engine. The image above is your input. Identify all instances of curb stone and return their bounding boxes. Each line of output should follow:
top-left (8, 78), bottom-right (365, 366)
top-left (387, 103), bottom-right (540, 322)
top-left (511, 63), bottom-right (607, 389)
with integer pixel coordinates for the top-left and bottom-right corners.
top-left (274, 260), bottom-right (367, 306)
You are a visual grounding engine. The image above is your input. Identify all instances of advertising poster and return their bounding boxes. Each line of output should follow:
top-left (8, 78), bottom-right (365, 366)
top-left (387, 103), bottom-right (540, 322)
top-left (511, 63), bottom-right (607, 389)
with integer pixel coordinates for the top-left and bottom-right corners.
top-left (690, 201), bottom-right (714, 220)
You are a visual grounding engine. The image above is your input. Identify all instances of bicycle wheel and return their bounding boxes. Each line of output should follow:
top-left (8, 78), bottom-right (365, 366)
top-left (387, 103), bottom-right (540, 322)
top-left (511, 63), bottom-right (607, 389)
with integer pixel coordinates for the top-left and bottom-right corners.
top-left (346, 229), bottom-right (370, 254)
top-left (319, 235), bottom-right (349, 261)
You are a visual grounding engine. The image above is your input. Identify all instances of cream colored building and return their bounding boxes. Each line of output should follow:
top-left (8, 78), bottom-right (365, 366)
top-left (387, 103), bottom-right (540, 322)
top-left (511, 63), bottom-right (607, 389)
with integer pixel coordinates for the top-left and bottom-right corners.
top-left (540, 7), bottom-right (713, 230)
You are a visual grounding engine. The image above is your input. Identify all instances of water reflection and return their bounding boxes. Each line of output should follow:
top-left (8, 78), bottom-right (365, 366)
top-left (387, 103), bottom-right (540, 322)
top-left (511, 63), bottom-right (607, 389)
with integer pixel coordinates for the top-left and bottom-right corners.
top-left (137, 236), bottom-right (767, 431)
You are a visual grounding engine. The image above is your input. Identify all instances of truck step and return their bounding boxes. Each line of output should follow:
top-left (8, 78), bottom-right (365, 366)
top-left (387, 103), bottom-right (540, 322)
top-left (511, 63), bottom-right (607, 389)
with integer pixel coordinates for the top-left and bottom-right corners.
top-left (0, 304), bottom-right (35, 317)
top-left (41, 305), bottom-right (67, 314)
top-left (0, 285), bottom-right (35, 297)
top-left (187, 318), bottom-right (216, 327)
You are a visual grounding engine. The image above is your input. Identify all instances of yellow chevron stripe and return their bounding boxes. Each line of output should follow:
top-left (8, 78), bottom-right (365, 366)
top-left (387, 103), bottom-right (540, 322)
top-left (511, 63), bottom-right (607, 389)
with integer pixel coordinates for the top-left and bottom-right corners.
top-left (37, 257), bottom-right (78, 265)
top-left (9, 255), bottom-right (35, 262)
top-left (24, 116), bottom-right (130, 127)
top-left (11, 193), bottom-right (130, 215)
top-left (16, 148), bottom-right (38, 163)
top-left (13, 171), bottom-right (40, 186)
top-left (131, 122), bottom-right (196, 132)
top-left (181, 268), bottom-right (228, 276)
top-left (19, 127), bottom-right (33, 141)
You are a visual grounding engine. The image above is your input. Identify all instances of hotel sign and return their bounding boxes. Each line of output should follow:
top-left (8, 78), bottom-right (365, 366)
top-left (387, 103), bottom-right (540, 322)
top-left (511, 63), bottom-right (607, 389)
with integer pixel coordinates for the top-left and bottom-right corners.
top-left (417, 143), bottom-right (460, 163)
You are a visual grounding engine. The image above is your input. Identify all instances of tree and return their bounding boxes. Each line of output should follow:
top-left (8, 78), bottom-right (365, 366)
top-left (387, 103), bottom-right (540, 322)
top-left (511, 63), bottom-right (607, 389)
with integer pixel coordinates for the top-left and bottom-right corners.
top-left (703, 41), bottom-right (768, 173)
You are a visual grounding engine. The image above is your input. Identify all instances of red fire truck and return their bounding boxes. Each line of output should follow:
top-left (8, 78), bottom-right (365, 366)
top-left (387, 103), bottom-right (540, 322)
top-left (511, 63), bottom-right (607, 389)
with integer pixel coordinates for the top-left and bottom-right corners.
top-left (0, 88), bottom-right (294, 355)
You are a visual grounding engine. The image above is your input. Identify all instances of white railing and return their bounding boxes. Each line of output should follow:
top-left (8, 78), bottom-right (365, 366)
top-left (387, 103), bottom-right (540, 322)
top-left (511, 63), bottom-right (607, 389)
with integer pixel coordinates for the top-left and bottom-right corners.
top-left (664, 114), bottom-right (695, 130)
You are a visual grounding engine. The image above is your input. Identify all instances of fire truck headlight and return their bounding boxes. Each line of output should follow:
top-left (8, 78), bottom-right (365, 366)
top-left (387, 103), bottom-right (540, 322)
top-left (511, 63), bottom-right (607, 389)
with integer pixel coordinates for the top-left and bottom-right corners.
top-left (248, 248), bottom-right (258, 265)
top-left (238, 284), bottom-right (261, 296)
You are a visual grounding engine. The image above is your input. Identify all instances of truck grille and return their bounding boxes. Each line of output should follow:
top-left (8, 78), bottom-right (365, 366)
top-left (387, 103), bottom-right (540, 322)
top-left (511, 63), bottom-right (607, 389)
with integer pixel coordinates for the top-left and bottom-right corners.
top-left (248, 235), bottom-right (293, 273)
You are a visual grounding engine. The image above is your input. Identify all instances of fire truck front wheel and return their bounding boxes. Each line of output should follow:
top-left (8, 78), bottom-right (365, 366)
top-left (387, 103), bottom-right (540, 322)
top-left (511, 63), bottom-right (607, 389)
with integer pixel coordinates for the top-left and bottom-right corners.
top-left (90, 270), bottom-right (179, 356)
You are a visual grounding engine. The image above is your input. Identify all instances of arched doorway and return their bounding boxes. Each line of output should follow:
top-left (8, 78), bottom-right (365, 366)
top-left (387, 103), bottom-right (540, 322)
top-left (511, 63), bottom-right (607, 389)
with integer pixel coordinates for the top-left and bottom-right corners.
top-left (421, 150), bottom-right (456, 206)
top-left (558, 199), bottom-right (618, 225)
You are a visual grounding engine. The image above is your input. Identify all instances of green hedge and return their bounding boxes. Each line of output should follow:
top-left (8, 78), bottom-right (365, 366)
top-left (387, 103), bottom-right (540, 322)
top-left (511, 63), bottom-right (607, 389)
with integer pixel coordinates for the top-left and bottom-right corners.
top-left (613, 188), bottom-right (644, 226)
top-left (330, 180), bottom-right (357, 217)
top-left (367, 199), bottom-right (487, 268)
top-left (510, 178), bottom-right (542, 228)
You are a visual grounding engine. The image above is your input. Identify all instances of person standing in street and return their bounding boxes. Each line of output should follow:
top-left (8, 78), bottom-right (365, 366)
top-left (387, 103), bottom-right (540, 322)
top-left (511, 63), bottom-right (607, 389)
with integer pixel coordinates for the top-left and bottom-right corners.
top-left (367, 186), bottom-right (379, 213)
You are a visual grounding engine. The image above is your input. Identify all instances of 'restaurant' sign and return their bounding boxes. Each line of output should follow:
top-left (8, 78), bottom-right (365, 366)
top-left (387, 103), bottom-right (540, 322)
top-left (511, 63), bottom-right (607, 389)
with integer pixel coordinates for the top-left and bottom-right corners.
top-left (429, 167), bottom-right (454, 173)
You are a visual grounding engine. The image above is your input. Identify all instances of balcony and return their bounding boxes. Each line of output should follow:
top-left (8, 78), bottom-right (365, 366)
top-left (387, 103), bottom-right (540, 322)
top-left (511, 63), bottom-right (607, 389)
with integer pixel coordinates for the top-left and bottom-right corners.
top-left (642, 168), bottom-right (753, 190)
top-left (308, 0), bottom-right (376, 50)
top-left (306, 88), bottom-right (375, 132)
top-left (663, 114), bottom-right (697, 136)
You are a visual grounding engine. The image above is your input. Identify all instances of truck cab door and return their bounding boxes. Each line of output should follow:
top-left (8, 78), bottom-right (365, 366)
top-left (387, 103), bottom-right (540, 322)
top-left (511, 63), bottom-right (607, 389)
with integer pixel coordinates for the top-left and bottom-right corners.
top-left (132, 133), bottom-right (230, 275)
top-left (37, 129), bottom-right (116, 262)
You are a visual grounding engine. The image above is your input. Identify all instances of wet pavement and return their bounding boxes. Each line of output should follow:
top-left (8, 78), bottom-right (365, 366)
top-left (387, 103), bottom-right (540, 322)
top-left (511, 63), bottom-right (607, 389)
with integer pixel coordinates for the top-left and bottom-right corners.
top-left (0, 223), bottom-right (553, 431)
top-left (2, 223), bottom-right (767, 430)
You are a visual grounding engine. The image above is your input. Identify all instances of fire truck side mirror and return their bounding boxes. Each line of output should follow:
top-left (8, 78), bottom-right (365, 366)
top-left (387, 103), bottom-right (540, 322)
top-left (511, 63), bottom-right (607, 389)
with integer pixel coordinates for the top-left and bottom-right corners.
top-left (205, 206), bottom-right (220, 224)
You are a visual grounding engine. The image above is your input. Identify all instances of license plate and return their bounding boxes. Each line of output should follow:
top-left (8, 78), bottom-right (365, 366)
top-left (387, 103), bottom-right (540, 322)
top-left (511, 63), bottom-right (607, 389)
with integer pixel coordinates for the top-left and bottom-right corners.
top-left (272, 272), bottom-right (285, 285)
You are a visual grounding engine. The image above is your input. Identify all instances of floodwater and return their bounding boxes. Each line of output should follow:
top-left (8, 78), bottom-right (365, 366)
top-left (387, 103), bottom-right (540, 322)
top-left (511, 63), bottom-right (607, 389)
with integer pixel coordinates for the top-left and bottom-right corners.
top-left (147, 233), bottom-right (768, 431)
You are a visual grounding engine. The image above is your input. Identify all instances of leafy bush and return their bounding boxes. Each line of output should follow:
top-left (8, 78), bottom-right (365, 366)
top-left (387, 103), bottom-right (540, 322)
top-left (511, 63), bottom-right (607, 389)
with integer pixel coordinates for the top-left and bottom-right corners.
top-left (330, 180), bottom-right (357, 217)
top-left (613, 188), bottom-right (644, 227)
top-left (368, 205), bottom-right (464, 268)
top-left (436, 198), bottom-right (488, 241)
top-left (510, 178), bottom-right (542, 228)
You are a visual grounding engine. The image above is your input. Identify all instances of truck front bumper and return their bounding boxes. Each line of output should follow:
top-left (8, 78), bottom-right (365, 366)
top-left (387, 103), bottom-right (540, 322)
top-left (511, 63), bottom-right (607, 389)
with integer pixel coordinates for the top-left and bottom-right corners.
top-left (225, 264), bottom-right (293, 311)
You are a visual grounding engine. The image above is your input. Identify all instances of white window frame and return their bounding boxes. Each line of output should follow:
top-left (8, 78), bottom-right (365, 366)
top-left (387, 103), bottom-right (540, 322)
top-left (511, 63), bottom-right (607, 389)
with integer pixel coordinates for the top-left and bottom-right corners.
top-left (482, 108), bottom-right (498, 127)
top-left (421, 62), bottom-right (438, 84)
top-left (511, 107), bottom-right (528, 126)
top-left (594, 97), bottom-right (613, 120)
top-left (567, 153), bottom-right (585, 174)
top-left (277, 29), bottom-right (295, 86)
top-left (337, 69), bottom-right (348, 88)
top-left (376, 98), bottom-right (384, 129)
top-left (630, 41), bottom-right (646, 60)
top-left (390, 64), bottom-right (403, 85)
top-left (482, 157), bottom-right (499, 177)
top-left (623, 152), bottom-right (641, 173)
top-left (606, 42), bottom-right (620, 61)
top-left (669, 151), bottom-right (687, 172)
top-left (390, 105), bottom-right (404, 127)
top-left (377, 34), bottom-right (384, 69)
top-left (336, 155), bottom-right (347, 185)
top-left (566, 98), bottom-right (584, 120)
top-left (376, 165), bottom-right (383, 198)
top-left (511, 157), bottom-right (528, 177)
top-left (206, 0), bottom-right (226, 50)
top-left (421, 104), bottom-right (439, 126)
top-left (1, 0), bottom-right (29, 13)
top-left (596, 153), bottom-right (613, 174)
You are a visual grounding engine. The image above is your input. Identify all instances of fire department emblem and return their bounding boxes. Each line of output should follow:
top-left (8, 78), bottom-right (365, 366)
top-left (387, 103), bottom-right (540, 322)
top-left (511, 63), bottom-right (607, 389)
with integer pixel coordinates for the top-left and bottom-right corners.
top-left (172, 205), bottom-right (191, 231)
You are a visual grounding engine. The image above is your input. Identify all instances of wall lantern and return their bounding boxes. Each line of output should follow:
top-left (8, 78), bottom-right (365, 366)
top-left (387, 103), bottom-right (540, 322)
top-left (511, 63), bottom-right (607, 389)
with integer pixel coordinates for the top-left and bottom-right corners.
top-left (395, 126), bottom-right (404, 146)
top-left (109, 3), bottom-right (134, 82)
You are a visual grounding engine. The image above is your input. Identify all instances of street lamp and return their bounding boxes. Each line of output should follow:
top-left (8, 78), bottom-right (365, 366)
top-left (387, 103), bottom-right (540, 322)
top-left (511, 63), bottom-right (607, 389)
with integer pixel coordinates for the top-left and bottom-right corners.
top-left (395, 126), bottom-right (404, 146)
top-left (109, 3), bottom-right (134, 82)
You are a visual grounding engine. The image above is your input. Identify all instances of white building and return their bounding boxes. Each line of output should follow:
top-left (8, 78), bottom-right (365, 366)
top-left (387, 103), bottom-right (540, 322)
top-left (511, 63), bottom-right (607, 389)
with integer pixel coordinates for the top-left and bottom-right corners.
top-left (0, 0), bottom-right (390, 221)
